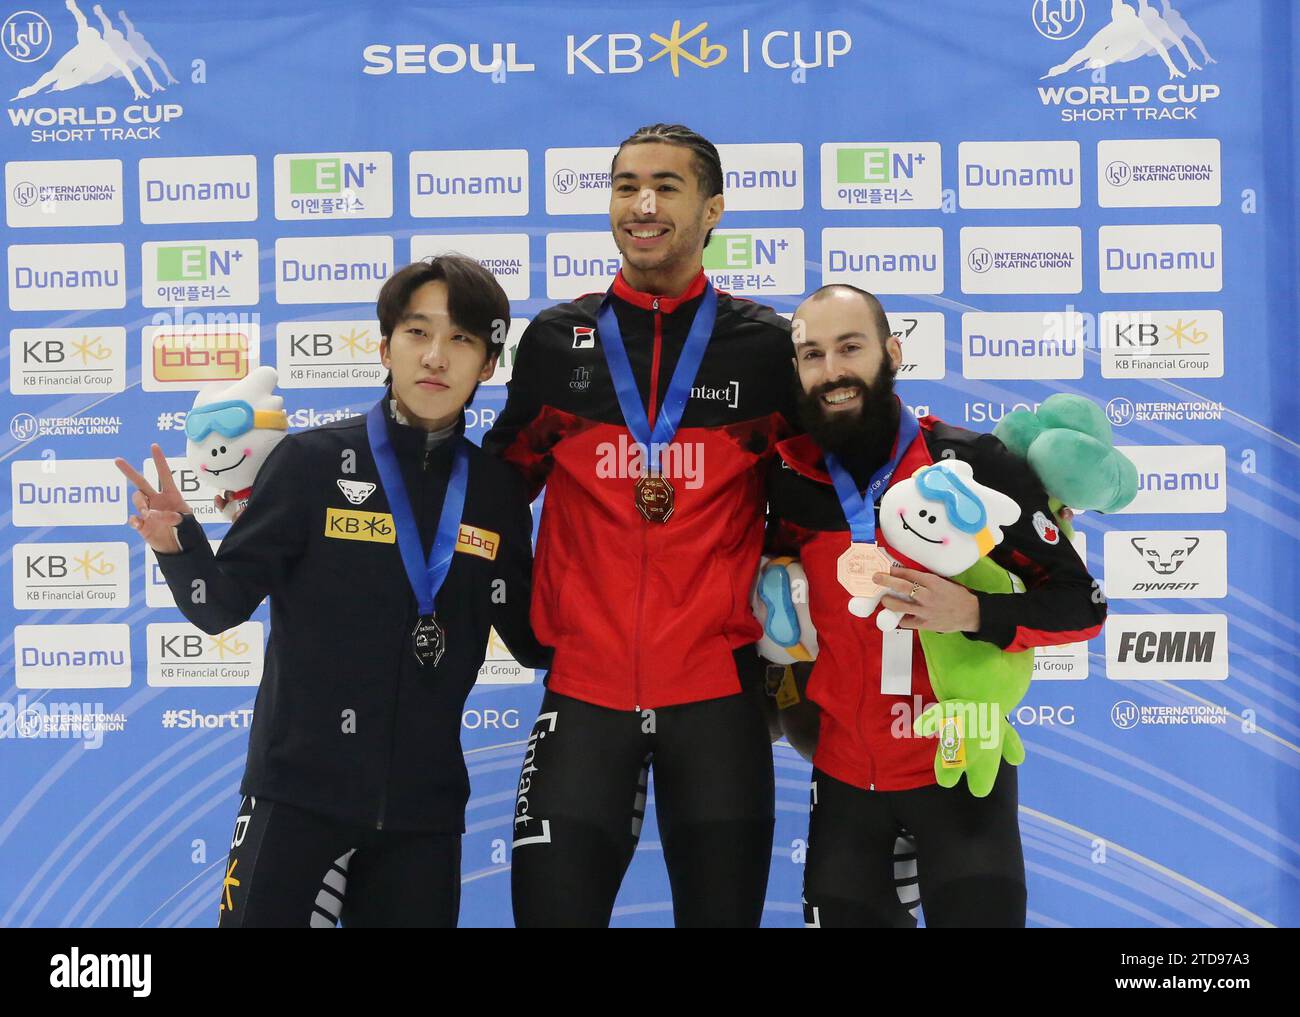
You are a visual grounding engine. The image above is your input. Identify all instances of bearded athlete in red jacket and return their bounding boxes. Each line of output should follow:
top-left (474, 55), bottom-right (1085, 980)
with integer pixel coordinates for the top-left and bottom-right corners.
top-left (767, 284), bottom-right (1106, 927)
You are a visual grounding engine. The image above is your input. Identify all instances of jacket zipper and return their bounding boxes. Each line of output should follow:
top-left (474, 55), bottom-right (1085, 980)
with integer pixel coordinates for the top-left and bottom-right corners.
top-left (376, 443), bottom-right (438, 830)
top-left (375, 631), bottom-right (404, 831)
top-left (630, 299), bottom-right (664, 712)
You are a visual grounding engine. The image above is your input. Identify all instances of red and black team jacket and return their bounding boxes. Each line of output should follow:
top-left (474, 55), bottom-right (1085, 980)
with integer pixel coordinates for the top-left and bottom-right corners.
top-left (483, 269), bottom-right (796, 710)
top-left (767, 414), bottom-right (1107, 792)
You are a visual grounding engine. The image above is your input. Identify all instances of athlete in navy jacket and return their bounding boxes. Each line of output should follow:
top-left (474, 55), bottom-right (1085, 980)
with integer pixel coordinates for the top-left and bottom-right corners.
top-left (117, 256), bottom-right (549, 927)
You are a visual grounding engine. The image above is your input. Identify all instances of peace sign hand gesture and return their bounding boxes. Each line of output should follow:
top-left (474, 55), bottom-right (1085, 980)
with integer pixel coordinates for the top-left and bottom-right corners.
top-left (114, 444), bottom-right (194, 554)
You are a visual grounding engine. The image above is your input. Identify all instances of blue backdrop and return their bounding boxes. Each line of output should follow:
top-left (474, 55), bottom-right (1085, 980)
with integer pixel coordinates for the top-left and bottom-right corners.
top-left (1, 0), bottom-right (1296, 927)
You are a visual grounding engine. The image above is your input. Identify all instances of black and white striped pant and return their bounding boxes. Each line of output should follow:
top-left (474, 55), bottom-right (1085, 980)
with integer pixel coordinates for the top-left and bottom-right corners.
top-left (217, 796), bottom-right (461, 928)
top-left (802, 766), bottom-right (1026, 928)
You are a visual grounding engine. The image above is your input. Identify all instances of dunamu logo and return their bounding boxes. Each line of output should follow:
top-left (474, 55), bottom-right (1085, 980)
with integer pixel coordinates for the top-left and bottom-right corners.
top-left (1135, 468), bottom-right (1219, 493)
top-left (1103, 246), bottom-right (1216, 271)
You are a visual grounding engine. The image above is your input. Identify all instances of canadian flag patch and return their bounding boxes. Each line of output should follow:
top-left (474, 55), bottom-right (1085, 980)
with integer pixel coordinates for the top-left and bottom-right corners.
top-left (1032, 510), bottom-right (1060, 545)
top-left (572, 326), bottom-right (596, 349)
top-left (337, 479), bottom-right (377, 506)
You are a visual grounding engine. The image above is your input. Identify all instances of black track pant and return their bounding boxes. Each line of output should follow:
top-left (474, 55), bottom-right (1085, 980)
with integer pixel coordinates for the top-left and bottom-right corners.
top-left (803, 766), bottom-right (1026, 928)
top-left (217, 796), bottom-right (462, 928)
top-left (511, 683), bottom-right (776, 928)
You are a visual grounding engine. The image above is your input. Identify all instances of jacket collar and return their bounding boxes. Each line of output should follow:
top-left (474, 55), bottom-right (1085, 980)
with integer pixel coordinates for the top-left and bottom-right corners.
top-left (776, 411), bottom-right (939, 573)
top-left (610, 267), bottom-right (708, 314)
top-left (380, 390), bottom-right (466, 462)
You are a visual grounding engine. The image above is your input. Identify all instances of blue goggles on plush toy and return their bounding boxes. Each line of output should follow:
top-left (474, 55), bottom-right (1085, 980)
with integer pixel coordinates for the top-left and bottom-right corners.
top-left (916, 463), bottom-right (987, 534)
top-left (185, 399), bottom-right (288, 442)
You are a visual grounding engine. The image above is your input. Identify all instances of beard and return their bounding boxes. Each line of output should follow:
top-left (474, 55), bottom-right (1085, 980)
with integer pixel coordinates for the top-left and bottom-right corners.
top-left (794, 359), bottom-right (900, 471)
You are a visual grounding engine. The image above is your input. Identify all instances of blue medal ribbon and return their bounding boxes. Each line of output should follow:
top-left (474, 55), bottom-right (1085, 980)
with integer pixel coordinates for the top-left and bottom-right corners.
top-left (365, 400), bottom-right (468, 618)
top-left (823, 401), bottom-right (920, 543)
top-left (595, 282), bottom-right (718, 474)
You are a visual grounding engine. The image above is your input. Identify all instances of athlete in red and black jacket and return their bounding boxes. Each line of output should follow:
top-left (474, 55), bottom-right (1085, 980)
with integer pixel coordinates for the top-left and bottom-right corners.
top-left (483, 125), bottom-right (797, 927)
top-left (768, 284), bottom-right (1106, 928)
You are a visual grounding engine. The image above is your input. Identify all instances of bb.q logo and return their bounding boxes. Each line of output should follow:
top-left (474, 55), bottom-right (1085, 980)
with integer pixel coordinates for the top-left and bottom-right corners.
top-left (1033, 1), bottom-right (1086, 41)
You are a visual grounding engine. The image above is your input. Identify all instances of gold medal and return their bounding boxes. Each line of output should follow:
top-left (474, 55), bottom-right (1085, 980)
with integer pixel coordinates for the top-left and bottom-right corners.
top-left (836, 542), bottom-right (892, 599)
top-left (634, 473), bottom-right (675, 523)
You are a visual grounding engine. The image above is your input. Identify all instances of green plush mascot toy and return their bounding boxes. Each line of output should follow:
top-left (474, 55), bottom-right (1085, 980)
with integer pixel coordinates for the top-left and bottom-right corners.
top-left (753, 394), bottom-right (1137, 796)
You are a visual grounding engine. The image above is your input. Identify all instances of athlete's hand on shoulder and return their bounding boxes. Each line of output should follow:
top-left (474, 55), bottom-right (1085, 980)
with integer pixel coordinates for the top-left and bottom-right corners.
top-left (115, 444), bottom-right (194, 554)
top-left (874, 565), bottom-right (980, 634)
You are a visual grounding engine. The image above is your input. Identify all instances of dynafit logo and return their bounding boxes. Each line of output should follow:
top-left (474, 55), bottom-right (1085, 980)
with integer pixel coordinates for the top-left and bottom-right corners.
top-left (10, 1), bottom-right (178, 100)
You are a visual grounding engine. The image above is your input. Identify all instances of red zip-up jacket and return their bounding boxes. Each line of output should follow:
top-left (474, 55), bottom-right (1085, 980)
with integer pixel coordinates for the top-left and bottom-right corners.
top-left (767, 414), bottom-right (1106, 792)
top-left (484, 269), bottom-right (796, 709)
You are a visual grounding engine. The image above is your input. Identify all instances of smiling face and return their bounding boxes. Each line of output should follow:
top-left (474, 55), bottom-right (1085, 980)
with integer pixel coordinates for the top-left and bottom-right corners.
top-left (380, 279), bottom-right (497, 430)
top-left (793, 287), bottom-right (902, 422)
top-left (609, 141), bottom-right (723, 292)
top-left (186, 365), bottom-right (286, 494)
top-left (878, 461), bottom-right (1022, 577)
top-left (792, 286), bottom-right (904, 459)
top-left (192, 426), bottom-right (283, 492)
top-left (882, 480), bottom-right (976, 575)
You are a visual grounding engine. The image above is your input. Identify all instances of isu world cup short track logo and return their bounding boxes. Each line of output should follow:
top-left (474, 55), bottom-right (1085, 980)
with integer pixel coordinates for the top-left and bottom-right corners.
top-left (2, 10), bottom-right (52, 62)
top-left (1111, 701), bottom-right (1139, 730)
top-left (1032, 0), bottom-right (1086, 41)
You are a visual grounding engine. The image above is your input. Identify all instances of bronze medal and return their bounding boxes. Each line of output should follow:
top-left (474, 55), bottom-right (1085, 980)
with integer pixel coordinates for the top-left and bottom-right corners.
top-left (836, 542), bottom-right (892, 599)
top-left (634, 473), bottom-right (675, 523)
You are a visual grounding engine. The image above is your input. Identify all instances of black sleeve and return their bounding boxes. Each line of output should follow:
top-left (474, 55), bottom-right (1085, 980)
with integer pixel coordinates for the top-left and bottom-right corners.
top-left (964, 433), bottom-right (1108, 652)
top-left (482, 317), bottom-right (550, 501)
top-left (490, 468), bottom-right (553, 670)
top-left (154, 436), bottom-right (310, 635)
top-left (763, 458), bottom-right (798, 557)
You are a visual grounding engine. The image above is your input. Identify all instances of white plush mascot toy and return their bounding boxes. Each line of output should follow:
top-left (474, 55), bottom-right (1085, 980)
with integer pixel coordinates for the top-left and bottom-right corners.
top-left (864, 459), bottom-right (1022, 628)
top-left (752, 556), bottom-right (819, 664)
top-left (184, 366), bottom-right (289, 521)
